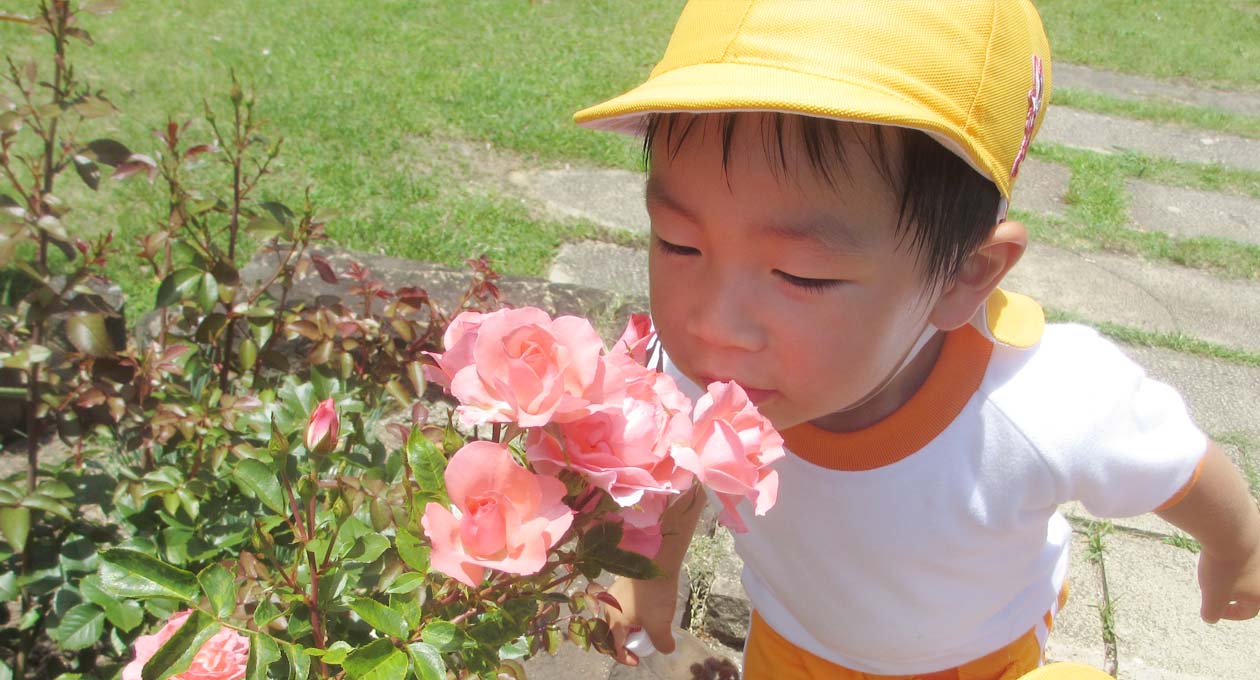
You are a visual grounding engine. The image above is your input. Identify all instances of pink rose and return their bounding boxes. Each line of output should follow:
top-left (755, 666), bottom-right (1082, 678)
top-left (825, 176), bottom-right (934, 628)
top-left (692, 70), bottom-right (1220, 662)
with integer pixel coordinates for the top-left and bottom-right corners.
top-left (421, 441), bottom-right (574, 587)
top-left (422, 311), bottom-right (487, 390)
top-left (304, 398), bottom-right (339, 455)
top-left (610, 313), bottom-right (654, 366)
top-left (673, 382), bottom-right (785, 533)
top-left (526, 361), bottom-right (693, 508)
top-left (425, 307), bottom-right (606, 427)
top-left (123, 611), bottom-right (249, 680)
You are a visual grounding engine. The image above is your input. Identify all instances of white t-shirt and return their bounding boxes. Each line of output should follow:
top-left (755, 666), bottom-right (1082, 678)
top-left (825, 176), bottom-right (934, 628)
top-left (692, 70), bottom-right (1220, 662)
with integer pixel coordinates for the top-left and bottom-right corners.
top-left (663, 317), bottom-right (1206, 674)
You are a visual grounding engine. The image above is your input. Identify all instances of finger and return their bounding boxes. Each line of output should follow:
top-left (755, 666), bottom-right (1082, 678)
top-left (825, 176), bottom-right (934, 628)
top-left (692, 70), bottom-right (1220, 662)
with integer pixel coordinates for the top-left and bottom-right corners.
top-left (610, 625), bottom-right (639, 666)
top-left (1200, 588), bottom-right (1229, 623)
top-left (1218, 600), bottom-right (1260, 621)
top-left (650, 625), bottom-right (677, 655)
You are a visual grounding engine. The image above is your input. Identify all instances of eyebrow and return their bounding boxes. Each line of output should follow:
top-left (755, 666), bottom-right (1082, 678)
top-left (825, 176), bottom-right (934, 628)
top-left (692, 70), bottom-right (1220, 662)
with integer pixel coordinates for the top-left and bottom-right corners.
top-left (645, 176), bottom-right (870, 255)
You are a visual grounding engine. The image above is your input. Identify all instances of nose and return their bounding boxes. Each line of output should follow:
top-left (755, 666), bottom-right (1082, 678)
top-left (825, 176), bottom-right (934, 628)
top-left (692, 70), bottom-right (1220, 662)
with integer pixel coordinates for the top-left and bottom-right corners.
top-left (683, 271), bottom-right (766, 353)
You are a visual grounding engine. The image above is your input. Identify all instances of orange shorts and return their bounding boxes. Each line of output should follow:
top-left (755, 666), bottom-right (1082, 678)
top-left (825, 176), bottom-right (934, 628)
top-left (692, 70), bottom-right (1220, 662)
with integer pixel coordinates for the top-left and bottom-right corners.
top-left (743, 587), bottom-right (1070, 680)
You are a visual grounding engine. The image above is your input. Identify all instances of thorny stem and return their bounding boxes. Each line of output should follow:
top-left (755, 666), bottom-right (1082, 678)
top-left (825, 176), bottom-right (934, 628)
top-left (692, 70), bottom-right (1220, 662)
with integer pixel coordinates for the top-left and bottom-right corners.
top-left (17, 4), bottom-right (71, 676)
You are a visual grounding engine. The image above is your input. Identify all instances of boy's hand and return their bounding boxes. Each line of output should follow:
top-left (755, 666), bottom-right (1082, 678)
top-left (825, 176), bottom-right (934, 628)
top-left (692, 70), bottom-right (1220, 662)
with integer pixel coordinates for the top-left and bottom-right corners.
top-left (606, 575), bottom-right (680, 665)
top-left (1198, 540), bottom-right (1260, 623)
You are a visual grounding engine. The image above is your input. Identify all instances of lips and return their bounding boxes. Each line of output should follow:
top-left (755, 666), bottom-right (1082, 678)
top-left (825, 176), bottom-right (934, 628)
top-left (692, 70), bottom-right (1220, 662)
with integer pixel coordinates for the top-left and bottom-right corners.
top-left (700, 376), bottom-right (775, 405)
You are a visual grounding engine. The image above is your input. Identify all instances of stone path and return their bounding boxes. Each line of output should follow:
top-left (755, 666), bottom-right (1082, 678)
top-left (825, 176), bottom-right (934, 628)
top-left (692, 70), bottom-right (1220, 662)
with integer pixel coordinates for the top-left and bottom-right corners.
top-left (511, 62), bottom-right (1260, 679)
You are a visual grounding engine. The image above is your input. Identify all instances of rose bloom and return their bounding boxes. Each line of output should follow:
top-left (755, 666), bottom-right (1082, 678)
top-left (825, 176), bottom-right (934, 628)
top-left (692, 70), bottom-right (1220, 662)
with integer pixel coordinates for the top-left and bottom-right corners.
top-left (123, 610), bottom-right (249, 680)
top-left (424, 307), bottom-right (606, 428)
top-left (526, 358), bottom-right (694, 509)
top-left (422, 441), bottom-right (574, 588)
top-left (611, 313), bottom-right (654, 366)
top-left (673, 381), bottom-right (785, 533)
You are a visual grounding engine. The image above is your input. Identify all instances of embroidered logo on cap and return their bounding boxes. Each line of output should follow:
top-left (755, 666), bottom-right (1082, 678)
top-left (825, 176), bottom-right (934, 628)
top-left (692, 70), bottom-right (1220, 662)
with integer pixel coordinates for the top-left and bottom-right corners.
top-left (1010, 55), bottom-right (1044, 180)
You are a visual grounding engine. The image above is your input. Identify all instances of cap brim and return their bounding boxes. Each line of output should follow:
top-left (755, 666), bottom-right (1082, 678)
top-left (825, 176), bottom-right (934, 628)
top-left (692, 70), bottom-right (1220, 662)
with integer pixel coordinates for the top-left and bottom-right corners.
top-left (575, 61), bottom-right (1006, 196)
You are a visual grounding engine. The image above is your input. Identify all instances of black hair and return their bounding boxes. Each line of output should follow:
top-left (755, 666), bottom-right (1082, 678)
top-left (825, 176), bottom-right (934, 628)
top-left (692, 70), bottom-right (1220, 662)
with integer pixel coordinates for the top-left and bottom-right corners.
top-left (641, 112), bottom-right (1002, 286)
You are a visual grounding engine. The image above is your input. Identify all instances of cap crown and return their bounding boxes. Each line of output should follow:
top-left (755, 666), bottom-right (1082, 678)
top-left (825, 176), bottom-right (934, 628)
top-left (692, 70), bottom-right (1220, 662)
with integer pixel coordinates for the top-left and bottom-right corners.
top-left (575, 0), bottom-right (1053, 198)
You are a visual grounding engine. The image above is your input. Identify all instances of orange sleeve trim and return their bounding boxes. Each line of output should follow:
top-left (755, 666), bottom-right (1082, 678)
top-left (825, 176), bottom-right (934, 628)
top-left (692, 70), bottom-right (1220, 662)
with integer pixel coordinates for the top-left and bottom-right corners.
top-left (1154, 451), bottom-right (1208, 512)
top-left (781, 325), bottom-right (993, 471)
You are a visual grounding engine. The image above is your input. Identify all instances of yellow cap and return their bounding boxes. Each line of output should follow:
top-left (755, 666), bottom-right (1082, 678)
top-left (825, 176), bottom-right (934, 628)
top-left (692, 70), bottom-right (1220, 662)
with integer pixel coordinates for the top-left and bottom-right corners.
top-left (574, 0), bottom-right (1052, 199)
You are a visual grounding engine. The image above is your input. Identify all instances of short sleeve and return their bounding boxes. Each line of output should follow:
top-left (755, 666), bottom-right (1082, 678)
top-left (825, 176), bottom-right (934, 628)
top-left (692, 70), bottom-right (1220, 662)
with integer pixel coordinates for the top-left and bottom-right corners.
top-left (995, 324), bottom-right (1208, 518)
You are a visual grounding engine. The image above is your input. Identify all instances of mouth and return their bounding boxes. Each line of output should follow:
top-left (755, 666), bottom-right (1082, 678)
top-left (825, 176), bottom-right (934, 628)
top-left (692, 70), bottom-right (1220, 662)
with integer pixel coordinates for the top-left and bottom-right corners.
top-left (700, 376), bottom-right (776, 405)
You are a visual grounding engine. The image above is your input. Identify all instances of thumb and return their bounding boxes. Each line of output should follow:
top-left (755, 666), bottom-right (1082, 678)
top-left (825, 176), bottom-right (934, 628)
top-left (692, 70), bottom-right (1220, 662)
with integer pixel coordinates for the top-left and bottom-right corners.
top-left (648, 624), bottom-right (677, 655)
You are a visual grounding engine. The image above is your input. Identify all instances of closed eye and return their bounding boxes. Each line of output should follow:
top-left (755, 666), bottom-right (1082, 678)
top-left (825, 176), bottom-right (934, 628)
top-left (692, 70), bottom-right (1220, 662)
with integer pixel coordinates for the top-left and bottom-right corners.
top-left (774, 270), bottom-right (844, 292)
top-left (654, 236), bottom-right (699, 256)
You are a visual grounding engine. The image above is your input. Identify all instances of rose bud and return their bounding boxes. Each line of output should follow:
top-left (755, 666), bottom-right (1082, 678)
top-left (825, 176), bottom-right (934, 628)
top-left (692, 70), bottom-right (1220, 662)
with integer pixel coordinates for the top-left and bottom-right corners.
top-left (305, 398), bottom-right (340, 455)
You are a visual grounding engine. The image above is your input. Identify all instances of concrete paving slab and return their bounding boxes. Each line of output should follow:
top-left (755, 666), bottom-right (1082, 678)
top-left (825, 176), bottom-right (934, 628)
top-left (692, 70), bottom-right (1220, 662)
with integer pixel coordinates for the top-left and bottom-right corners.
top-left (1102, 530), bottom-right (1260, 679)
top-left (1047, 531), bottom-right (1109, 670)
top-left (1120, 345), bottom-right (1260, 443)
top-left (1039, 107), bottom-right (1260, 171)
top-left (1004, 242), bottom-right (1260, 354)
top-left (1055, 63), bottom-right (1260, 119)
top-left (548, 242), bottom-right (648, 298)
top-left (1126, 179), bottom-right (1260, 246)
top-left (512, 167), bottom-right (650, 234)
top-left (1013, 157), bottom-right (1072, 218)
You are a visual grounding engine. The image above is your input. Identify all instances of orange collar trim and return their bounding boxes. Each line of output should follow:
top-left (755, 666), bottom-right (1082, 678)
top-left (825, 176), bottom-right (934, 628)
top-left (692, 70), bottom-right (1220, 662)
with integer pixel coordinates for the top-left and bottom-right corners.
top-left (781, 325), bottom-right (994, 471)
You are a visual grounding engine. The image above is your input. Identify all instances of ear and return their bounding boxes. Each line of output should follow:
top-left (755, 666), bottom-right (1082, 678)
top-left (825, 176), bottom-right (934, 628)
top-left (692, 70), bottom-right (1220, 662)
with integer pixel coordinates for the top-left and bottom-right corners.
top-left (929, 220), bottom-right (1028, 331)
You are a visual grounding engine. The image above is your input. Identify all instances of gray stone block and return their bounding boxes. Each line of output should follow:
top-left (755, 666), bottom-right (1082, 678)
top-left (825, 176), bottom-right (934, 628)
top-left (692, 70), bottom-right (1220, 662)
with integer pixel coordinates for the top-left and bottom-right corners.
top-left (1055, 63), bottom-right (1260, 119)
top-left (1126, 179), bottom-right (1260, 246)
top-left (549, 242), bottom-right (649, 299)
top-left (1038, 107), bottom-right (1260, 172)
top-left (1013, 157), bottom-right (1071, 218)
top-left (1004, 243), bottom-right (1260, 354)
top-left (1103, 531), bottom-right (1260, 679)
top-left (512, 167), bottom-right (650, 234)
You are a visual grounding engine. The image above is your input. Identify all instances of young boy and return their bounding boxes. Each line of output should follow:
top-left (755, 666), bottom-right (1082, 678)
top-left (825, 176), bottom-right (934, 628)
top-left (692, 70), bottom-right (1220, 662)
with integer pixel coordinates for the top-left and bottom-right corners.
top-left (572, 1), bottom-right (1260, 678)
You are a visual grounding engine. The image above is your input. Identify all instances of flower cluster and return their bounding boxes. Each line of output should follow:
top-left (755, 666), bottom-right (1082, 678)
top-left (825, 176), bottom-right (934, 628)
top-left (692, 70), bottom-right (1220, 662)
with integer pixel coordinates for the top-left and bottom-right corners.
top-left (422, 307), bottom-right (784, 586)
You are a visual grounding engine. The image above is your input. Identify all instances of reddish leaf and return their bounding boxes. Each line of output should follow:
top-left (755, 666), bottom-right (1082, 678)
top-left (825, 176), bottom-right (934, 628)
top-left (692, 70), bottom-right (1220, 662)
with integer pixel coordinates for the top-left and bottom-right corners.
top-left (310, 254), bottom-right (337, 284)
top-left (183, 144), bottom-right (216, 161)
top-left (592, 591), bottom-right (623, 613)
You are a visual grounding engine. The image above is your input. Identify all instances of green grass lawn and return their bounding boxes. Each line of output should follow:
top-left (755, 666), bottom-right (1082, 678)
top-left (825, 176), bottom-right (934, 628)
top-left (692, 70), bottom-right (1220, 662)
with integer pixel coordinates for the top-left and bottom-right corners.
top-left (1037, 0), bottom-right (1260, 90)
top-left (2, 0), bottom-right (1258, 314)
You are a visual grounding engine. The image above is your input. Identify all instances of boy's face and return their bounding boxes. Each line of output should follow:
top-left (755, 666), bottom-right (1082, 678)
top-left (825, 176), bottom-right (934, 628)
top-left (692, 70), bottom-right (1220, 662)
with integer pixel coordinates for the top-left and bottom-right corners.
top-left (647, 116), bottom-right (941, 432)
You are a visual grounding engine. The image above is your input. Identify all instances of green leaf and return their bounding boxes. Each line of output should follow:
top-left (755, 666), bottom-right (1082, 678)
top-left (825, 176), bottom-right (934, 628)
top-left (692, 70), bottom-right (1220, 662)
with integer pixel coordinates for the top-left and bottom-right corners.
top-left (99, 549), bottom-right (199, 602)
top-left (85, 139), bottom-right (132, 166)
top-left (268, 418), bottom-right (291, 463)
top-left (0, 507), bottom-right (30, 551)
top-left (141, 611), bottom-right (216, 680)
top-left (578, 522), bottom-right (662, 580)
top-left (65, 312), bottom-right (115, 358)
top-left (253, 598), bottom-right (281, 628)
top-left (394, 530), bottom-right (430, 574)
top-left (343, 639), bottom-right (408, 680)
top-left (0, 571), bottom-right (16, 600)
top-left (155, 267), bottom-right (203, 308)
top-left (389, 592), bottom-right (422, 631)
top-left (247, 632), bottom-right (282, 680)
top-left (349, 597), bottom-right (409, 639)
top-left (232, 460), bottom-right (286, 514)
top-left (198, 564), bottom-right (236, 619)
top-left (383, 572), bottom-right (425, 595)
top-left (405, 427), bottom-right (447, 505)
top-left (50, 604), bottom-right (105, 651)
top-left (420, 620), bottom-right (466, 652)
top-left (74, 156), bottom-right (101, 191)
top-left (79, 575), bottom-right (143, 632)
top-left (21, 493), bottom-right (73, 520)
top-left (406, 642), bottom-right (446, 680)
top-left (281, 642), bottom-right (311, 680)
top-left (314, 640), bottom-right (353, 665)
top-left (198, 272), bottom-right (219, 314)
top-left (499, 636), bottom-right (529, 660)
top-left (0, 660), bottom-right (12, 680)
